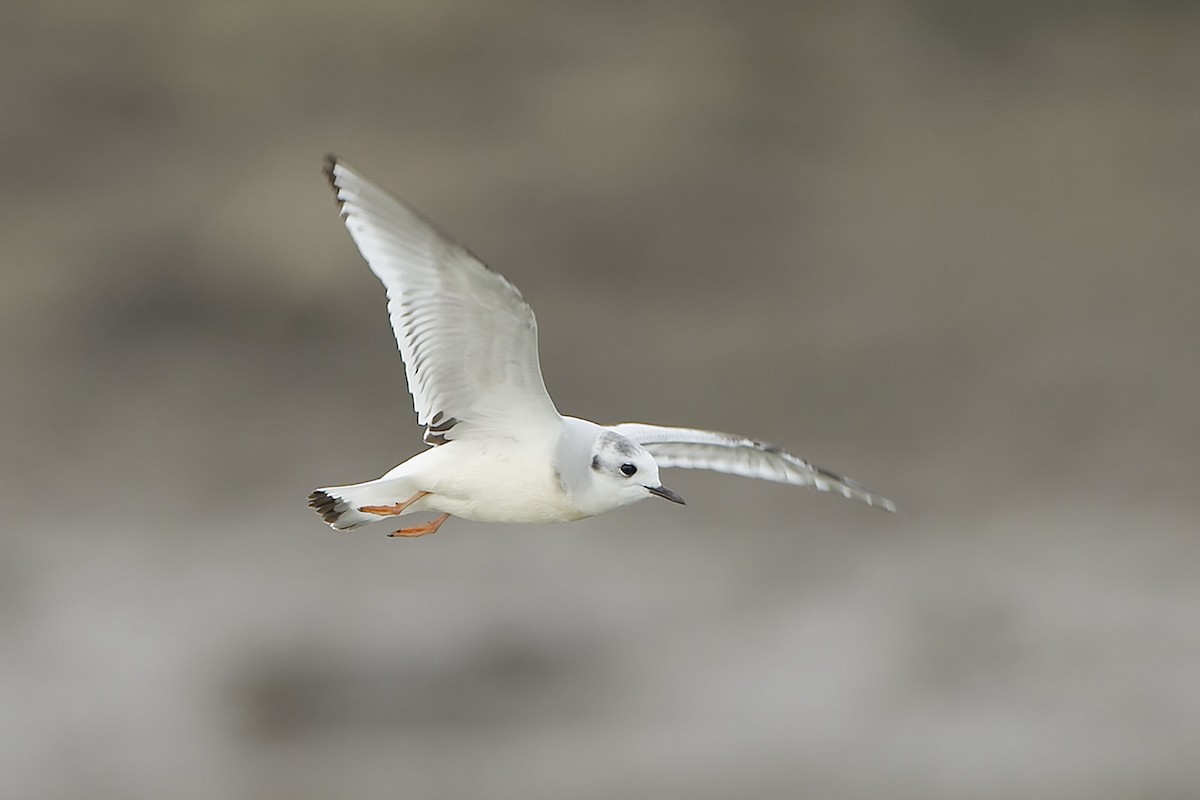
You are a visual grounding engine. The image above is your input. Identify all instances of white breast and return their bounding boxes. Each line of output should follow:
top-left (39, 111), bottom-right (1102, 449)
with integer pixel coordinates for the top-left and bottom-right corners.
top-left (398, 438), bottom-right (587, 524)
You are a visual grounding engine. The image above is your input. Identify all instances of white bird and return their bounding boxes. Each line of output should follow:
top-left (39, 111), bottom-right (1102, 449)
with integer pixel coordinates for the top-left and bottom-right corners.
top-left (309, 156), bottom-right (895, 537)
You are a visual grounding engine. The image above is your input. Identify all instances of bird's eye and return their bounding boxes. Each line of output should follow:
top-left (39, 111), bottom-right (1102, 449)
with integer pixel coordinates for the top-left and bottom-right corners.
top-left (620, 463), bottom-right (637, 477)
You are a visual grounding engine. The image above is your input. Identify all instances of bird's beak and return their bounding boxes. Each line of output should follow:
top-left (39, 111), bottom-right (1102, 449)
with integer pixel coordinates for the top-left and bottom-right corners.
top-left (647, 484), bottom-right (686, 505)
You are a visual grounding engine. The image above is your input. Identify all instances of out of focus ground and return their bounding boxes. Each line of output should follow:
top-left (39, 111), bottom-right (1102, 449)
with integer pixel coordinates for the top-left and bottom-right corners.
top-left (2, 3), bottom-right (1198, 798)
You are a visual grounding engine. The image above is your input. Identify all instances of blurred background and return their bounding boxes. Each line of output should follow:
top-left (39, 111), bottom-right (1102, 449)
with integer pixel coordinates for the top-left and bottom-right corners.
top-left (3, 2), bottom-right (1199, 798)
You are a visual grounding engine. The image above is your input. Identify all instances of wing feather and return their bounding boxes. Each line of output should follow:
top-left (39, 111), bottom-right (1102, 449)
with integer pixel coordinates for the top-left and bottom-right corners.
top-left (611, 423), bottom-right (895, 512)
top-left (325, 156), bottom-right (560, 442)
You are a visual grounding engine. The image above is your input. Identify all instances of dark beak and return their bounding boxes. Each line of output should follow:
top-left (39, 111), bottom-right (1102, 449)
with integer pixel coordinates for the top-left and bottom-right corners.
top-left (647, 484), bottom-right (686, 505)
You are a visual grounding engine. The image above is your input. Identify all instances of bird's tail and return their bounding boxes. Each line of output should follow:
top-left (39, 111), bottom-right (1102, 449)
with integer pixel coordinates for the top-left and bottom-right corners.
top-left (307, 476), bottom-right (418, 531)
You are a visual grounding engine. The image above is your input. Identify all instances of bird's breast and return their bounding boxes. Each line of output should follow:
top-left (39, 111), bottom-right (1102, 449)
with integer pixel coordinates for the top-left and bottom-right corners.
top-left (417, 438), bottom-right (587, 524)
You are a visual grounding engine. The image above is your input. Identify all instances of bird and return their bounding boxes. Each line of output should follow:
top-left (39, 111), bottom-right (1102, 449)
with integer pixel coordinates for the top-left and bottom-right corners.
top-left (308, 156), bottom-right (894, 538)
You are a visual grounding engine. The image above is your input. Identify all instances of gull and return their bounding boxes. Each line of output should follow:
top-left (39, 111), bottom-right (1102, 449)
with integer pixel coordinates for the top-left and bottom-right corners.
top-left (308, 156), bottom-right (894, 537)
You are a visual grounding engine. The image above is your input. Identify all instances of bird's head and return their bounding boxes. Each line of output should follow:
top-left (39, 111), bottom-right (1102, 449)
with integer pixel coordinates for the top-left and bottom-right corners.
top-left (584, 430), bottom-right (685, 512)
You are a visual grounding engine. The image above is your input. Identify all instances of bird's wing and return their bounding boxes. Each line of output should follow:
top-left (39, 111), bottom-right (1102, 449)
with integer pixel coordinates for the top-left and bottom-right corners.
top-left (325, 156), bottom-right (561, 444)
top-left (610, 423), bottom-right (895, 511)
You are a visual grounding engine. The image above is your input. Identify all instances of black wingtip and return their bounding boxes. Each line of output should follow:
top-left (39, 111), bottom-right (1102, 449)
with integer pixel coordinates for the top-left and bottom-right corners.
top-left (323, 153), bottom-right (340, 189)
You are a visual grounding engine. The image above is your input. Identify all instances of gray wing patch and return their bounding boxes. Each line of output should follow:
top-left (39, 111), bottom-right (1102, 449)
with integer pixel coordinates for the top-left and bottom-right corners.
top-left (423, 413), bottom-right (460, 446)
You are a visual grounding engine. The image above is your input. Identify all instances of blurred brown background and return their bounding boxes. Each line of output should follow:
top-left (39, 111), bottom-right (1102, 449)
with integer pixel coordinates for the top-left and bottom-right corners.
top-left (3, 2), bottom-right (1199, 798)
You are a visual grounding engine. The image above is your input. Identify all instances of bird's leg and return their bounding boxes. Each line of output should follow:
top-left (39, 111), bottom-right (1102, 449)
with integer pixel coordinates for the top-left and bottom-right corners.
top-left (359, 491), bottom-right (430, 517)
top-left (389, 513), bottom-right (451, 538)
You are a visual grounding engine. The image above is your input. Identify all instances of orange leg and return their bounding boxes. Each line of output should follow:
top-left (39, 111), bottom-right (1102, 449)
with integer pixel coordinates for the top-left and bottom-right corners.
top-left (388, 513), bottom-right (451, 538)
top-left (359, 491), bottom-right (430, 517)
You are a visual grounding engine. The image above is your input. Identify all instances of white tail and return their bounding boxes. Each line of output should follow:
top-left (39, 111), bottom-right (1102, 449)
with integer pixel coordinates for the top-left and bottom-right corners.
top-left (307, 476), bottom-right (418, 530)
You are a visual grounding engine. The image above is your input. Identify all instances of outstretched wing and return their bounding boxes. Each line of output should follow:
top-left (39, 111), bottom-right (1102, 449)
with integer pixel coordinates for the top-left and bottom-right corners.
top-left (325, 156), bottom-right (561, 443)
top-left (611, 423), bottom-right (896, 512)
